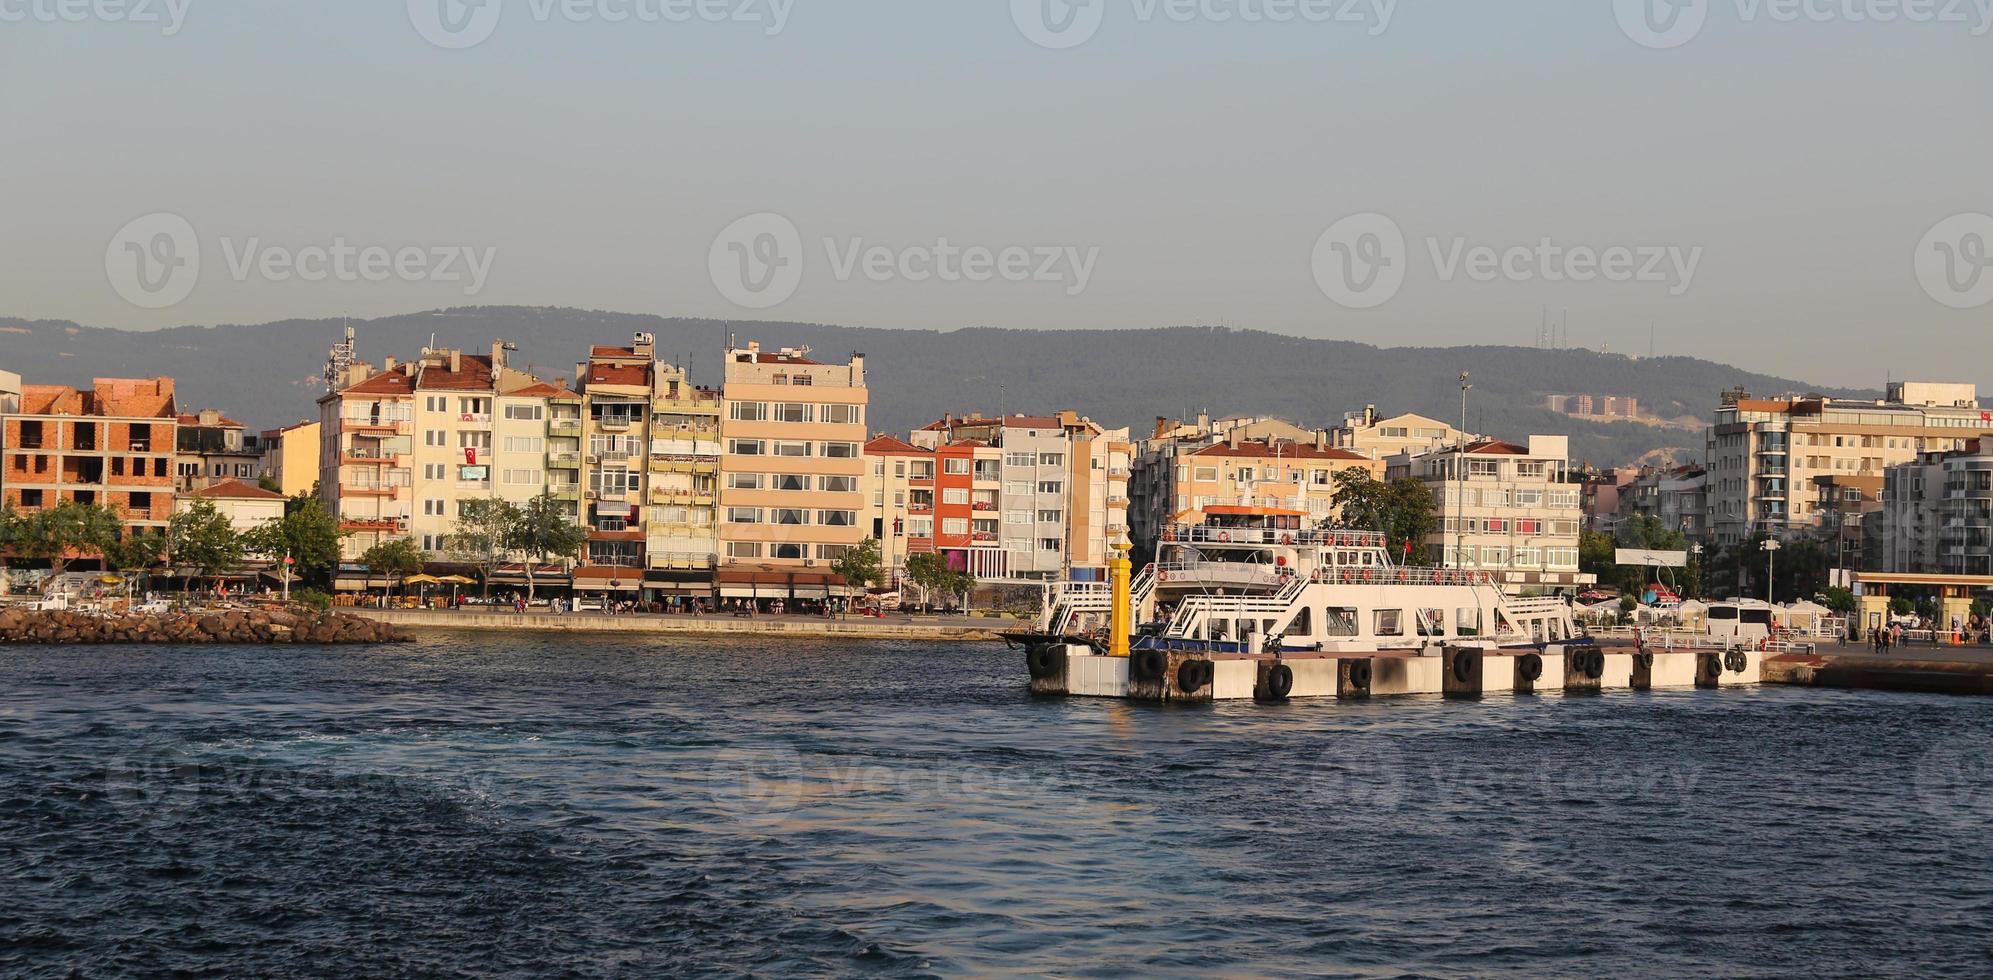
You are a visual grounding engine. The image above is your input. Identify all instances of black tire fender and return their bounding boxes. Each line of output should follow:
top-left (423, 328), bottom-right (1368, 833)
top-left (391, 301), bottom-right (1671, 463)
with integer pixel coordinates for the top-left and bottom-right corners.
top-left (1177, 659), bottom-right (1208, 693)
top-left (1026, 644), bottom-right (1064, 680)
top-left (1133, 649), bottom-right (1167, 683)
top-left (1517, 653), bottom-right (1544, 682)
top-left (1346, 659), bottom-right (1373, 689)
top-left (1264, 663), bottom-right (1294, 700)
top-left (1452, 650), bottom-right (1477, 684)
top-left (1584, 648), bottom-right (1605, 680)
top-left (1636, 651), bottom-right (1655, 670)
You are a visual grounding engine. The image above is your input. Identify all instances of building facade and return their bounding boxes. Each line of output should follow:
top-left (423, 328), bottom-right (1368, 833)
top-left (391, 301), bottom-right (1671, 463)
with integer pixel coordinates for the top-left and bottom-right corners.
top-left (1395, 436), bottom-right (1591, 593)
top-left (1706, 382), bottom-right (1991, 546)
top-left (1866, 441), bottom-right (1993, 576)
top-left (2, 378), bottom-right (180, 538)
top-left (718, 342), bottom-right (869, 569)
top-left (175, 409), bottom-right (265, 491)
top-left (259, 421), bottom-right (320, 497)
top-left (319, 358), bottom-right (417, 562)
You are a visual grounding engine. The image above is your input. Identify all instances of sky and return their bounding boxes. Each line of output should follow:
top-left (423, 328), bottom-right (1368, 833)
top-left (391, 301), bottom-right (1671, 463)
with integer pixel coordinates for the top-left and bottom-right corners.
top-left (1, 0), bottom-right (1989, 388)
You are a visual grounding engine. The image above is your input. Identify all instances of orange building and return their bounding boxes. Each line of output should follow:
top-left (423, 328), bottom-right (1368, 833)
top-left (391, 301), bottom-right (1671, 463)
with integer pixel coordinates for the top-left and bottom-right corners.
top-left (1, 377), bottom-right (180, 537)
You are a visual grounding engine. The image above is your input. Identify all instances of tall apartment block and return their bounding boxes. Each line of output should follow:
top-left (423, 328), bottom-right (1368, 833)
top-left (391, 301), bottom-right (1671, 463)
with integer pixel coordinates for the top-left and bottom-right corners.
top-left (320, 357), bottom-right (417, 562)
top-left (1706, 382), bottom-right (1992, 546)
top-left (718, 342), bottom-right (868, 568)
top-left (1, 377), bottom-right (180, 538)
top-left (1393, 436), bottom-right (1592, 592)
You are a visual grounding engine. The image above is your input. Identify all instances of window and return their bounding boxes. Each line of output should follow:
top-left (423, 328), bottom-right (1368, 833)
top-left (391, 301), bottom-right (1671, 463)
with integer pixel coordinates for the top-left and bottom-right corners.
top-left (1515, 519), bottom-right (1541, 535)
top-left (458, 431), bottom-right (491, 449)
top-left (504, 404), bottom-right (544, 421)
top-left (819, 475), bottom-right (858, 493)
top-left (1039, 453), bottom-right (1065, 466)
top-left (771, 474), bottom-right (809, 491)
top-left (726, 542), bottom-right (763, 559)
top-left (822, 442), bottom-right (858, 459)
top-left (1194, 467), bottom-right (1218, 482)
top-left (728, 473), bottom-right (764, 490)
top-left (503, 436), bottom-right (544, 454)
top-left (818, 510), bottom-right (856, 527)
top-left (942, 518), bottom-right (969, 536)
top-left (425, 464), bottom-right (447, 480)
top-left (944, 458), bottom-right (970, 475)
top-left (1039, 538), bottom-right (1062, 552)
top-left (1038, 481), bottom-right (1063, 494)
top-left (505, 469), bottom-right (542, 486)
top-left (729, 439), bottom-right (766, 456)
top-left (425, 429), bottom-right (446, 446)
top-left (424, 499), bottom-right (445, 516)
top-left (590, 468), bottom-right (632, 494)
top-left (1005, 453), bottom-right (1035, 467)
top-left (771, 543), bottom-right (806, 560)
top-left (425, 396), bottom-right (446, 412)
top-left (1005, 510), bottom-right (1032, 526)
top-left (1006, 481), bottom-right (1033, 496)
top-left (943, 489), bottom-right (970, 505)
top-left (772, 402), bottom-right (813, 423)
top-left (773, 508), bottom-right (809, 525)
top-left (728, 507), bottom-right (763, 523)
top-left (1374, 609), bottom-right (1403, 636)
top-left (817, 544), bottom-right (852, 561)
top-left (774, 441), bottom-right (813, 458)
top-left (821, 404), bottom-right (861, 425)
top-left (730, 402), bottom-right (768, 421)
top-left (1037, 510), bottom-right (1063, 523)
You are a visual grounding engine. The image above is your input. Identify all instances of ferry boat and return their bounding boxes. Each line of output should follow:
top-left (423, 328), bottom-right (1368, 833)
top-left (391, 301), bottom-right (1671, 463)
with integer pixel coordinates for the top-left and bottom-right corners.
top-left (1007, 506), bottom-right (1582, 657)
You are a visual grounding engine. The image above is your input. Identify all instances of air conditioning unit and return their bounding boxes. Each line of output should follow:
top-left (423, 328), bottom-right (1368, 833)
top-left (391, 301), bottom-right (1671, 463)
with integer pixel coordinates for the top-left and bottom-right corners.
top-left (803, 559), bottom-right (816, 567)
top-left (585, 490), bottom-right (599, 499)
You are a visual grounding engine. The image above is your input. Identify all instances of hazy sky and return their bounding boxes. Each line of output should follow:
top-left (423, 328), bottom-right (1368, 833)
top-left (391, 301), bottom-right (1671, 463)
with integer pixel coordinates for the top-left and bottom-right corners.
top-left (3, 0), bottom-right (1989, 387)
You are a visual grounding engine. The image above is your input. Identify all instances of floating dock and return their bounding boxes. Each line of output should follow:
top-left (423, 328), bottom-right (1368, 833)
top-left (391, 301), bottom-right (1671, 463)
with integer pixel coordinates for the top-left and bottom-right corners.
top-left (1027, 642), bottom-right (1763, 701)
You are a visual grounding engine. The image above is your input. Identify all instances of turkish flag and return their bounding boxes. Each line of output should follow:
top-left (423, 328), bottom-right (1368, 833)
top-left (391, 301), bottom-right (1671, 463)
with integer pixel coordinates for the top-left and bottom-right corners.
top-left (464, 448), bottom-right (477, 465)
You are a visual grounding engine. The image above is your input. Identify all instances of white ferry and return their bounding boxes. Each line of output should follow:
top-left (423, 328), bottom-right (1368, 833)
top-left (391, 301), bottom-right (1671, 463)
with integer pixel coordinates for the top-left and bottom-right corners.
top-left (1008, 506), bottom-right (1582, 657)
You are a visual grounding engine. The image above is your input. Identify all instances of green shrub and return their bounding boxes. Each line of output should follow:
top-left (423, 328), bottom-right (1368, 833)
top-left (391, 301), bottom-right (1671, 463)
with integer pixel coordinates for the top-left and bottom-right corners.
top-left (290, 588), bottom-right (333, 612)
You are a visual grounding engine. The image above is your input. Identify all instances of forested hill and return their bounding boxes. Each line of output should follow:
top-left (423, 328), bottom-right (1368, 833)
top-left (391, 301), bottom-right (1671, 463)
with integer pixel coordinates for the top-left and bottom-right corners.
top-left (0, 307), bottom-right (1883, 468)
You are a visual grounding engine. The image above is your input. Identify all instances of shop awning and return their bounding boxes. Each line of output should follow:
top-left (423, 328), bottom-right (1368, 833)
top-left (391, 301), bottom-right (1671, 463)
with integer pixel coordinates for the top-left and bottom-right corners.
top-left (714, 566), bottom-right (851, 599)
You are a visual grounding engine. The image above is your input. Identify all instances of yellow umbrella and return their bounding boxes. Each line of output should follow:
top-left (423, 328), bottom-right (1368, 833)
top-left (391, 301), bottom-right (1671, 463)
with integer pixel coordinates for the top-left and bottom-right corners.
top-left (402, 574), bottom-right (444, 586)
top-left (436, 575), bottom-right (478, 585)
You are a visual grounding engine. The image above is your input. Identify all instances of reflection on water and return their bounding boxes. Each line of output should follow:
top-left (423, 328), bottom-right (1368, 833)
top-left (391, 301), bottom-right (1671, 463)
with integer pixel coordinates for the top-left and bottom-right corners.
top-left (1, 632), bottom-right (1989, 977)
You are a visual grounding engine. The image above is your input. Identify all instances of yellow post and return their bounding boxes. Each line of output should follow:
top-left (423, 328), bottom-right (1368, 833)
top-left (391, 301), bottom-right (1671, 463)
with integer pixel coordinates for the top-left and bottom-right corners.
top-left (1109, 542), bottom-right (1132, 658)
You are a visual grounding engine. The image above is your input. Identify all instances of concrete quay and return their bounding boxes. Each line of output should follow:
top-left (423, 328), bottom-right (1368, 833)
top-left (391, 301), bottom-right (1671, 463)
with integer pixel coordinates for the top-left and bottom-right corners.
top-left (348, 607), bottom-right (1012, 642)
top-left (1765, 644), bottom-right (1993, 697)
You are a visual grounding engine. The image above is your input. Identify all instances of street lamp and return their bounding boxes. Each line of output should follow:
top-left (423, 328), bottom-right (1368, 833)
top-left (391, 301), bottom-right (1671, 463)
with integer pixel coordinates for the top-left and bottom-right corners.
top-left (1689, 542), bottom-right (1704, 600)
top-left (1762, 538), bottom-right (1781, 605)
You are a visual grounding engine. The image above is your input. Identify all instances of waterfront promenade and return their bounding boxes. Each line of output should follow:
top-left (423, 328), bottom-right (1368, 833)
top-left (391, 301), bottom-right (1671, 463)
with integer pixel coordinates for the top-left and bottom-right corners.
top-left (349, 607), bottom-right (1016, 642)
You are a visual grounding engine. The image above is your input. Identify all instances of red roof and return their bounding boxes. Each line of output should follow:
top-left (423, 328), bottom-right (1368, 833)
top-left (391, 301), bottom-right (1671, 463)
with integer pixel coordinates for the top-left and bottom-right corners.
top-left (865, 435), bottom-right (930, 456)
top-left (1462, 441), bottom-right (1529, 455)
top-left (341, 368), bottom-right (416, 397)
top-left (584, 364), bottom-right (648, 388)
top-left (178, 413), bottom-right (245, 429)
top-left (742, 351), bottom-right (821, 365)
top-left (509, 380), bottom-right (578, 399)
top-left (417, 355), bottom-right (495, 391)
top-left (1190, 440), bottom-right (1371, 461)
top-left (189, 480), bottom-right (284, 501)
top-left (589, 346), bottom-right (638, 358)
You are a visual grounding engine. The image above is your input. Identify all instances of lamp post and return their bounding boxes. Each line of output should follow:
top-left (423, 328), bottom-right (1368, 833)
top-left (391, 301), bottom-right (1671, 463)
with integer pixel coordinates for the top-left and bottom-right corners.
top-left (1454, 372), bottom-right (1472, 571)
top-left (1689, 542), bottom-right (1704, 600)
top-left (1762, 538), bottom-right (1781, 605)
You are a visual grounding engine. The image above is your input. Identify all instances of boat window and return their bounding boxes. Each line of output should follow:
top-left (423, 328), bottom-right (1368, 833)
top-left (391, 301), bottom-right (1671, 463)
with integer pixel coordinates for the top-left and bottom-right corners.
top-left (1290, 607), bottom-right (1313, 637)
top-left (1456, 608), bottom-right (1482, 636)
top-left (1374, 609), bottom-right (1403, 636)
top-left (1416, 608), bottom-right (1446, 636)
top-left (1325, 607), bottom-right (1359, 637)
top-left (1209, 620), bottom-right (1230, 641)
top-left (1709, 606), bottom-right (1739, 621)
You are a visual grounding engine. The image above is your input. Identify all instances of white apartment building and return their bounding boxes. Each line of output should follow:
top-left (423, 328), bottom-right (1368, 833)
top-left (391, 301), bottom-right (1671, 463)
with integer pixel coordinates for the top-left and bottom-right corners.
top-left (1394, 435), bottom-right (1592, 593)
top-left (1868, 441), bottom-right (1993, 576)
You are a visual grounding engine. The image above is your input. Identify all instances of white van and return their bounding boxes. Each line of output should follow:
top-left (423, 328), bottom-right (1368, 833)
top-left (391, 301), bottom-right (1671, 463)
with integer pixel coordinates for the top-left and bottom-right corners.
top-left (1706, 599), bottom-right (1773, 645)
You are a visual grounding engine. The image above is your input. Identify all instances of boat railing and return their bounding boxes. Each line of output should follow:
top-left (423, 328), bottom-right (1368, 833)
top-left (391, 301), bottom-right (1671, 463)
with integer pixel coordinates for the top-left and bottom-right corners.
top-left (1306, 566), bottom-right (1496, 587)
top-left (1161, 525), bottom-right (1388, 549)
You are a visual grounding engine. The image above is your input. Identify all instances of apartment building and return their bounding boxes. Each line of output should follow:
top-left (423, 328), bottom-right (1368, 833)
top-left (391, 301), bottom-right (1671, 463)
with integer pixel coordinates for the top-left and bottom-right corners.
top-left (258, 421), bottom-right (319, 497)
top-left (1333, 407), bottom-right (1472, 459)
top-left (1394, 436), bottom-right (1591, 593)
top-left (0, 371), bottom-right (20, 415)
top-left (1706, 382), bottom-right (1992, 546)
top-left (319, 359), bottom-right (416, 561)
top-left (863, 435), bottom-right (933, 580)
top-left (1128, 428), bottom-right (1379, 561)
top-left (1865, 441), bottom-right (1993, 576)
top-left (718, 342), bottom-right (868, 570)
top-left (178, 479), bottom-right (286, 533)
top-left (642, 360), bottom-right (723, 589)
top-left (175, 408), bottom-right (265, 491)
top-left (1, 377), bottom-right (179, 537)
top-left (1618, 465), bottom-right (1710, 538)
top-left (410, 348), bottom-right (501, 556)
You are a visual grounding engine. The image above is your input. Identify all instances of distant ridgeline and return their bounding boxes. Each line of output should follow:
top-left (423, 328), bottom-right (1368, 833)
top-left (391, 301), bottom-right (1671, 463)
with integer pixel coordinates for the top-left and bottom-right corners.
top-left (0, 308), bottom-right (1887, 469)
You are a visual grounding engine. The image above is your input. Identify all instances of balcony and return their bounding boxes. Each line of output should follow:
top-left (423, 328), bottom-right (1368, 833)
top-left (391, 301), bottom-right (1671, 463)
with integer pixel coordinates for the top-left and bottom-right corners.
top-left (594, 417), bottom-right (635, 432)
top-left (550, 487), bottom-right (581, 502)
top-left (340, 517), bottom-right (409, 533)
top-left (549, 419), bottom-right (583, 435)
top-left (647, 551), bottom-right (717, 571)
top-left (340, 483), bottom-right (403, 497)
top-left (343, 416), bottom-right (412, 434)
top-left (548, 453), bottom-right (581, 469)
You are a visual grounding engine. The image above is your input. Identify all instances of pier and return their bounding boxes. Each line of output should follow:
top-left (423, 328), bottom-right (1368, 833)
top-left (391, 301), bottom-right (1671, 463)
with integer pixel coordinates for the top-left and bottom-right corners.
top-left (350, 607), bottom-right (1011, 642)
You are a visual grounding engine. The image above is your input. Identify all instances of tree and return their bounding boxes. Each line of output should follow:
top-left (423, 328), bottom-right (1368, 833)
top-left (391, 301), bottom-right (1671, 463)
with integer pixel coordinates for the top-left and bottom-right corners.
top-left (507, 491), bottom-right (588, 602)
top-left (243, 496), bottom-right (345, 584)
top-left (1820, 586), bottom-right (1857, 614)
top-left (17, 500), bottom-right (125, 578)
top-left (168, 498), bottom-right (245, 583)
top-left (832, 538), bottom-right (883, 593)
top-left (448, 497), bottom-right (522, 598)
top-left (903, 552), bottom-right (954, 612)
top-left (104, 532), bottom-right (167, 603)
top-left (359, 538), bottom-right (425, 593)
top-left (1329, 469), bottom-right (1392, 534)
top-left (949, 569), bottom-right (978, 612)
top-left (1330, 471), bottom-right (1440, 565)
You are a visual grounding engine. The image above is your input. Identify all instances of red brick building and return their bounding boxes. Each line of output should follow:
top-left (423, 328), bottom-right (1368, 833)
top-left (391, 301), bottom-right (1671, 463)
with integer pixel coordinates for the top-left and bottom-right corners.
top-left (2, 378), bottom-right (180, 536)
